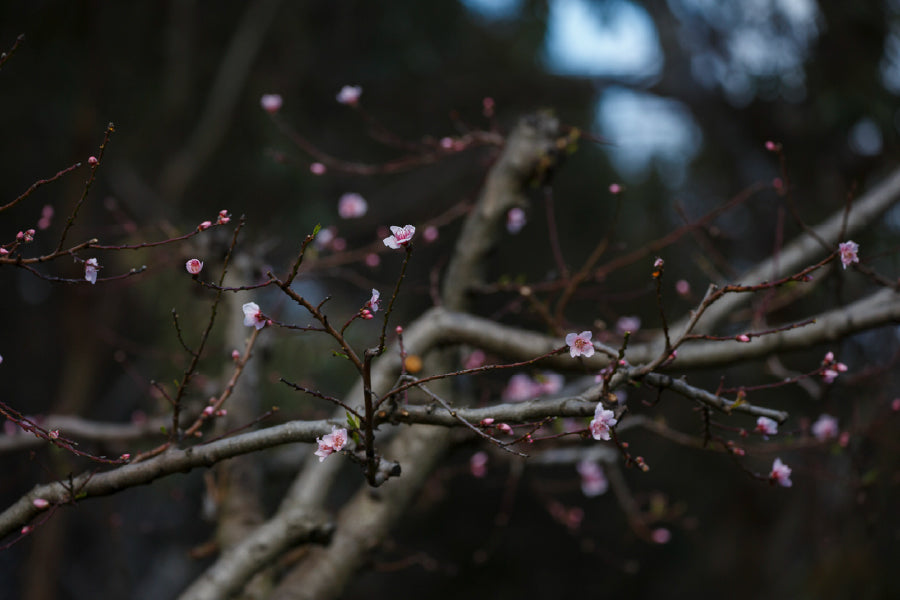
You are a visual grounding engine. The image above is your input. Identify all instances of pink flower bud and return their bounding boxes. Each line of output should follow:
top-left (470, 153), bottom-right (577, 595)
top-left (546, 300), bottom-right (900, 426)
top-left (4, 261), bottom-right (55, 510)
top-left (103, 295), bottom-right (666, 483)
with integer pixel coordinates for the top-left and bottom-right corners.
top-left (203, 406), bottom-right (214, 416)
top-left (231, 349), bottom-right (241, 361)
top-left (0, 248), bottom-right (8, 255)
top-left (765, 141), bottom-right (779, 152)
top-left (215, 409), bottom-right (227, 417)
top-left (48, 429), bottom-right (59, 439)
top-left (736, 334), bottom-right (751, 343)
top-left (480, 418), bottom-right (495, 426)
top-left (497, 423), bottom-right (513, 434)
top-left (88, 156), bottom-right (99, 165)
top-left (119, 453), bottom-right (131, 461)
top-left (32, 498), bottom-right (49, 509)
top-left (185, 259), bottom-right (204, 275)
top-left (198, 221), bottom-right (212, 231)
top-left (21, 525), bottom-right (32, 535)
top-left (395, 325), bottom-right (403, 334)
top-left (310, 162), bottom-right (326, 175)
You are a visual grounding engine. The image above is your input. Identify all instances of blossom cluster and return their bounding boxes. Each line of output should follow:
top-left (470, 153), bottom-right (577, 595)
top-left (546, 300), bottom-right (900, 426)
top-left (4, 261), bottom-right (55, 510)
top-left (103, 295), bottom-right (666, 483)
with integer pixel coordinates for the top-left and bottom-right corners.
top-left (315, 426), bottom-right (348, 462)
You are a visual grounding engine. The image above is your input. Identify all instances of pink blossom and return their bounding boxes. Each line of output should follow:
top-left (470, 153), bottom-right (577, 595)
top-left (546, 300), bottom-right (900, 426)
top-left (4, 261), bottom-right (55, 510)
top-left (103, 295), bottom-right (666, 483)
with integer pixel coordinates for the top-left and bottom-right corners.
top-left (338, 193), bottom-right (368, 218)
top-left (609, 183), bottom-right (623, 194)
top-left (480, 417), bottom-right (495, 426)
top-left (331, 237), bottom-right (347, 252)
top-left (84, 258), bottom-right (100, 284)
top-left (37, 205), bottom-right (54, 230)
top-left (892, 398), bottom-right (900, 412)
top-left (589, 404), bottom-right (618, 441)
top-left (48, 429), bottom-right (59, 440)
top-left (198, 220), bottom-right (212, 231)
top-left (615, 316), bottom-right (641, 334)
top-left (535, 371), bottom-right (564, 395)
top-left (315, 426), bottom-right (348, 462)
top-left (470, 451), bottom-right (489, 478)
top-left (364, 253), bottom-right (381, 268)
top-left (367, 289), bottom-right (381, 313)
top-left (811, 414), bottom-right (839, 441)
top-left (383, 224), bottom-right (416, 249)
top-left (0, 354), bottom-right (3, 365)
top-left (838, 240), bottom-right (859, 269)
top-left (769, 457), bottom-right (793, 487)
top-left (32, 498), bottom-right (49, 509)
top-left (464, 349), bottom-right (486, 369)
top-left (577, 460), bottom-right (608, 497)
top-left (503, 373), bottom-right (539, 402)
top-left (217, 210), bottom-right (230, 225)
top-left (242, 302), bottom-right (267, 330)
top-left (88, 156), bottom-right (99, 165)
top-left (736, 334), bottom-right (751, 343)
top-left (119, 453), bottom-right (131, 461)
top-left (506, 207), bottom-right (526, 234)
top-left (216, 409), bottom-right (227, 417)
top-left (765, 140), bottom-right (779, 152)
top-left (203, 406), bottom-right (214, 417)
top-left (440, 137), bottom-right (454, 149)
top-left (653, 257), bottom-right (664, 269)
top-left (755, 416), bottom-right (778, 437)
top-left (497, 423), bottom-right (514, 434)
top-left (231, 349), bottom-right (240, 361)
top-left (260, 93), bottom-right (283, 113)
top-left (315, 226), bottom-right (336, 249)
top-left (824, 351), bottom-right (834, 363)
top-left (0, 248), bottom-right (8, 255)
top-left (675, 279), bottom-right (690, 296)
top-left (565, 331), bottom-right (595, 358)
top-left (310, 162), bottom-right (327, 175)
top-left (651, 528), bottom-right (672, 544)
top-left (822, 369), bottom-right (839, 384)
top-left (482, 96), bottom-right (495, 118)
top-left (395, 325), bottom-right (403, 334)
top-left (423, 225), bottom-right (439, 243)
top-left (185, 259), bottom-right (204, 275)
top-left (336, 85), bottom-right (362, 105)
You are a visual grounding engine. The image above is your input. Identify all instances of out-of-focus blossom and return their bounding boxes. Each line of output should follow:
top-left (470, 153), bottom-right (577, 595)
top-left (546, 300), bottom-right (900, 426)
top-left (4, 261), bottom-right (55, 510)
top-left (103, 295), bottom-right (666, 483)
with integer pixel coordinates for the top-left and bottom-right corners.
top-left (503, 373), bottom-right (538, 402)
top-left (755, 416), bottom-right (778, 438)
top-left (336, 85), bottom-right (362, 105)
top-left (260, 94), bottom-right (283, 113)
top-left (506, 207), bottom-right (526, 234)
top-left (811, 414), bottom-right (839, 441)
top-left (609, 183), bottom-right (623, 194)
top-left (367, 289), bottom-right (381, 313)
top-left (423, 225), bottom-right (439, 243)
top-left (615, 316), bottom-right (641, 334)
top-left (310, 162), bottom-right (326, 175)
top-left (464, 349), bottom-right (486, 370)
top-left (651, 528), bottom-right (672, 544)
top-left (470, 451), bottom-right (488, 478)
top-left (577, 460), bottom-right (608, 497)
top-left (770, 458), bottom-right (793, 487)
top-left (338, 193), bottom-right (368, 219)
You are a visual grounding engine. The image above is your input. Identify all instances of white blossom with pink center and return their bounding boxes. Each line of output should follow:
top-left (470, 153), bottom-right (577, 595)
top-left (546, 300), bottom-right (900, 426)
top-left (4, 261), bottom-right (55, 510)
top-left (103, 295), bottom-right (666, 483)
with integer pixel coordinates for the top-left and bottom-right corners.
top-left (242, 302), bottom-right (267, 330)
top-left (383, 225), bottom-right (416, 249)
top-left (838, 240), bottom-right (859, 269)
top-left (589, 404), bottom-right (617, 441)
top-left (84, 258), bottom-right (100, 284)
top-left (770, 457), bottom-right (793, 487)
top-left (565, 331), bottom-right (594, 358)
top-left (314, 426), bottom-right (348, 462)
top-left (338, 193), bottom-right (368, 219)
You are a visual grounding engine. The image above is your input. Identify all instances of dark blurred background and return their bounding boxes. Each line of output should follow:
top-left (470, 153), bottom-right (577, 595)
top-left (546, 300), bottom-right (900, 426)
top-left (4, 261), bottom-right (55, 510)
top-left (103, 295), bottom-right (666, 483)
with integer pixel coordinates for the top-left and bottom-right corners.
top-left (1, 1), bottom-right (899, 598)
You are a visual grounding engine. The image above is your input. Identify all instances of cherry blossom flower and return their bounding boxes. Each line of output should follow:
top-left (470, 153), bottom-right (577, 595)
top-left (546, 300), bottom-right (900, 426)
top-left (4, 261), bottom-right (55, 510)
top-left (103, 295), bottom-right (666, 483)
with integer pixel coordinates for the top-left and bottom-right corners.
top-left (609, 183), bottom-right (623, 194)
top-left (765, 140), bottom-right (779, 152)
top-left (822, 369), bottom-right (839, 384)
top-left (310, 162), bottom-right (326, 175)
top-left (811, 414), bottom-right (839, 441)
top-left (615, 316), bottom-right (641, 334)
top-left (314, 426), bottom-right (348, 462)
top-left (535, 371), bottom-right (564, 395)
top-left (364, 253), bottom-right (380, 268)
top-left (367, 289), bottom-right (381, 313)
top-left (838, 240), bottom-right (859, 269)
top-left (769, 457), bottom-right (793, 487)
top-left (217, 210), bottom-right (230, 225)
top-left (88, 156), bottom-right (99, 165)
top-left (565, 331), bottom-right (595, 358)
top-left (32, 498), bottom-right (49, 509)
top-left (503, 373), bottom-right (539, 402)
top-left (242, 302), bottom-right (266, 330)
top-left (383, 224), bottom-right (416, 249)
top-left (755, 416), bottom-right (778, 437)
top-left (675, 279), bottom-right (690, 296)
top-left (198, 220), bottom-right (212, 231)
top-left (338, 193), bottom-right (368, 218)
top-left (260, 93), bottom-right (283, 113)
top-left (589, 404), bottom-right (618, 441)
top-left (651, 528), bottom-right (672, 544)
top-left (480, 417), bottom-right (495, 426)
top-left (315, 226), bottom-right (336, 249)
top-left (185, 259), bottom-right (204, 275)
top-left (470, 451), bottom-right (489, 478)
top-left (577, 460), bottom-right (608, 497)
top-left (336, 85), bottom-right (362, 105)
top-left (423, 225), bottom-right (439, 243)
top-left (464, 349), bottom-right (486, 369)
top-left (84, 258), bottom-right (100, 284)
top-left (506, 207), bottom-right (526, 234)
